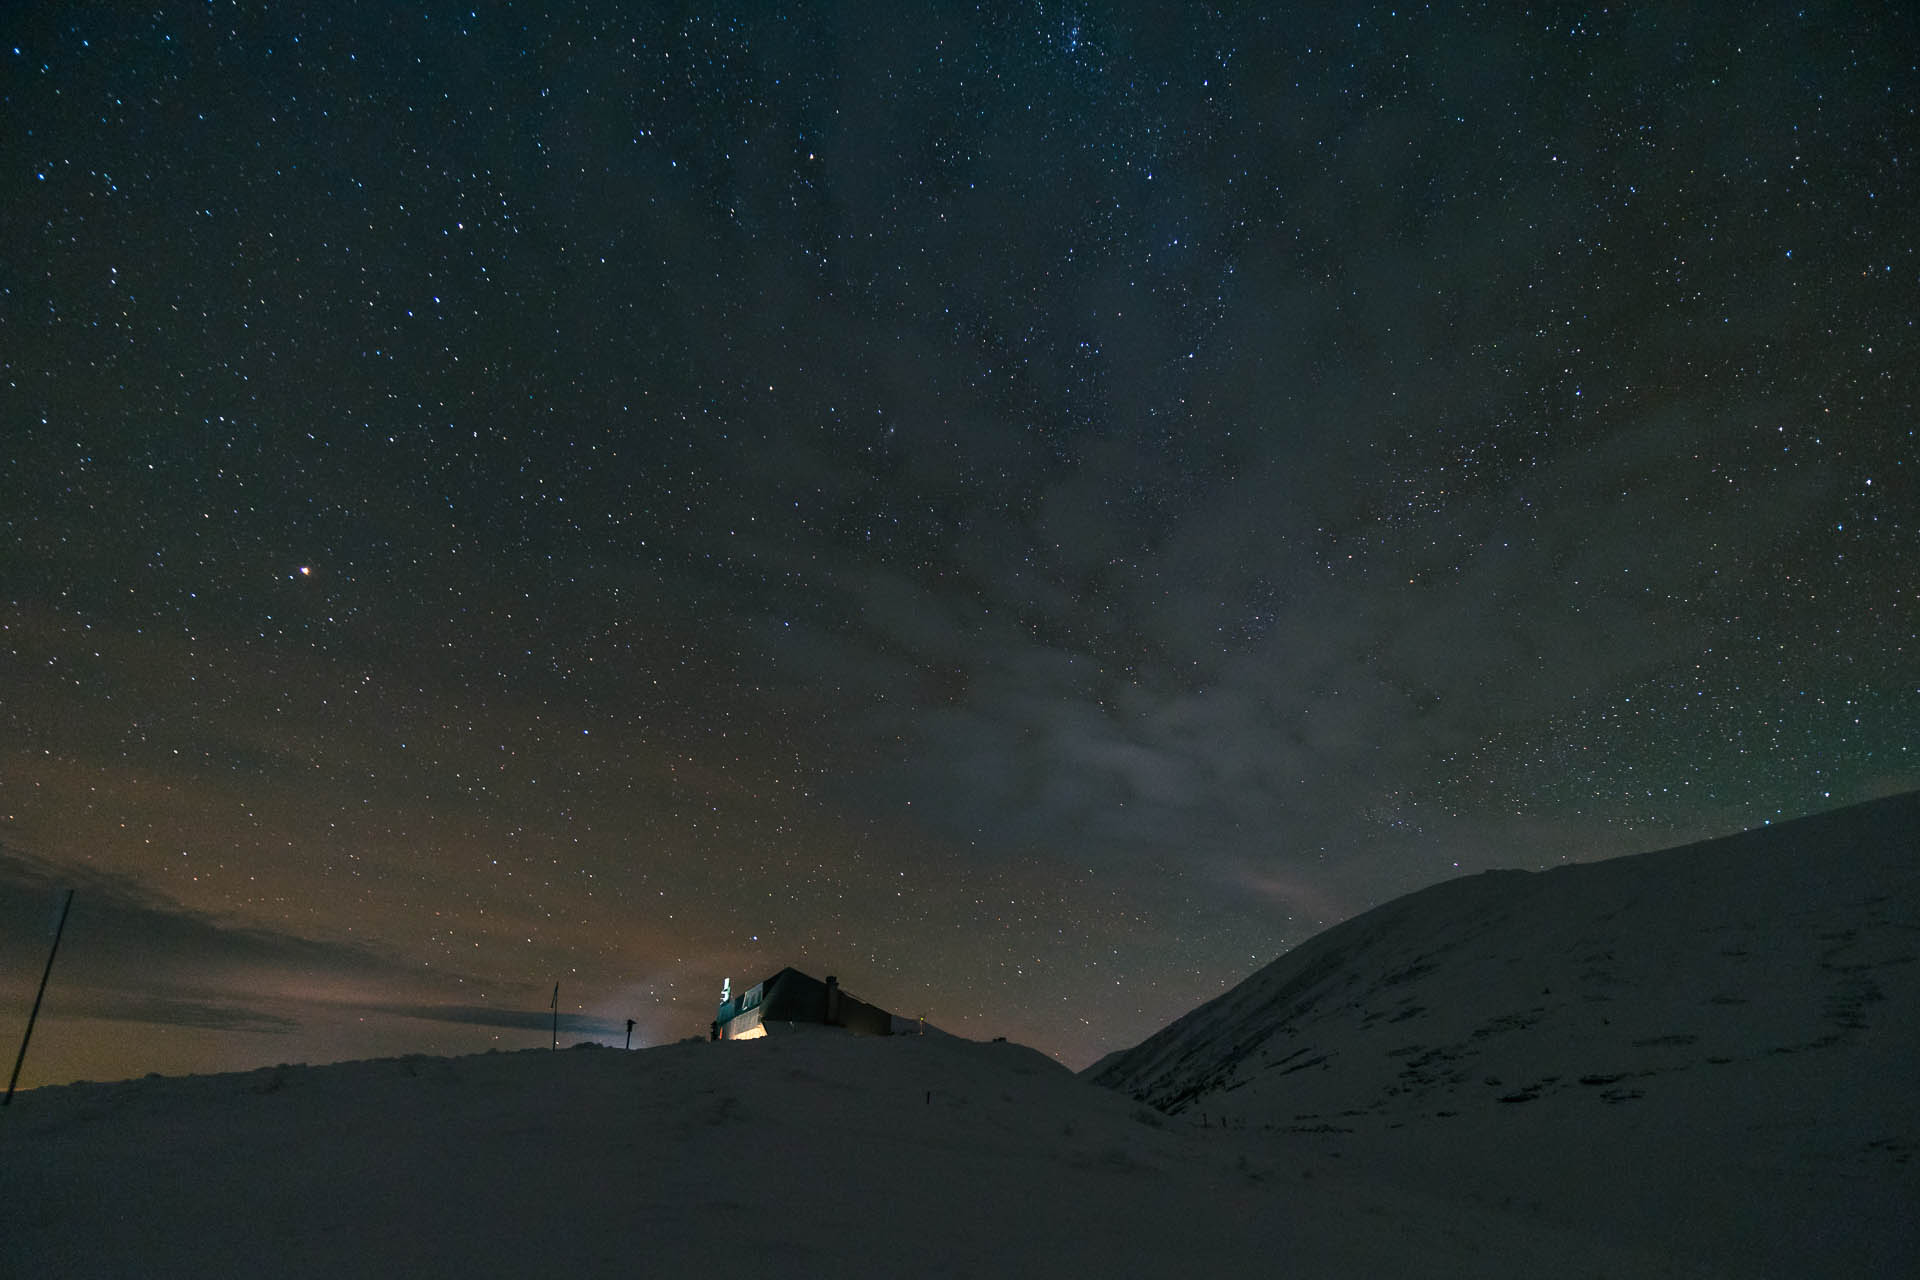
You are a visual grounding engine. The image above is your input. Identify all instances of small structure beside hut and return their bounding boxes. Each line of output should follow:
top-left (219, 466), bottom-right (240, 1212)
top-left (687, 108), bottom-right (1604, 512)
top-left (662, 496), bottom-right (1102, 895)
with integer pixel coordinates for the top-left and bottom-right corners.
top-left (712, 968), bottom-right (913, 1040)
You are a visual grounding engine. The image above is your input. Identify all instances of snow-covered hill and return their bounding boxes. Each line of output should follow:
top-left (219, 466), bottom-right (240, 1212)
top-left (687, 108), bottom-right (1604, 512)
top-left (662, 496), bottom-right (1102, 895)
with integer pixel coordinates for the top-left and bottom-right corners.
top-left (1088, 791), bottom-right (1920, 1278)
top-left (4, 796), bottom-right (1912, 1277)
top-left (2, 1029), bottom-right (1699, 1279)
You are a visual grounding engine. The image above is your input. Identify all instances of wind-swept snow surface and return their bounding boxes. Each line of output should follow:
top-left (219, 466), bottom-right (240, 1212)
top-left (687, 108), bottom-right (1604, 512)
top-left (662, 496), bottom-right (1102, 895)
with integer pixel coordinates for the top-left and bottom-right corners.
top-left (5, 1032), bottom-right (1690, 1279)
top-left (1090, 791), bottom-right (1920, 1278)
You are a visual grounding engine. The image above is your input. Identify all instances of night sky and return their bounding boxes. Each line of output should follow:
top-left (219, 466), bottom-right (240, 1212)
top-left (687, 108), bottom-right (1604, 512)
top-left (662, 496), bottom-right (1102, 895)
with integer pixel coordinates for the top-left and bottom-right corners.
top-left (4, 3), bottom-right (1915, 1087)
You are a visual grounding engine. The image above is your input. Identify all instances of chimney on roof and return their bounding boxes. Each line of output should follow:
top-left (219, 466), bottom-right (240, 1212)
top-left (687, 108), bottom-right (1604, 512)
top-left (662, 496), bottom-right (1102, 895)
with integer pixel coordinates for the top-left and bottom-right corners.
top-left (825, 974), bottom-right (841, 1026)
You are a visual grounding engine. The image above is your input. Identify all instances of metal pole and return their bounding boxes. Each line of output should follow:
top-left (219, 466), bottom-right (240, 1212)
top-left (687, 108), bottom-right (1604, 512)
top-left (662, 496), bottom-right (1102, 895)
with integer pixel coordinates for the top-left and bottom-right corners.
top-left (550, 982), bottom-right (559, 1051)
top-left (625, 1018), bottom-right (635, 1050)
top-left (6, 889), bottom-right (74, 1106)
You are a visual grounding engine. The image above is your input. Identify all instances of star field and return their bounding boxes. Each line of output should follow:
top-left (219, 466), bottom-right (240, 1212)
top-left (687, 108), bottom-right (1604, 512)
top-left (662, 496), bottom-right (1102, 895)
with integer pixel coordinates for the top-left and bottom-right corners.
top-left (2, 3), bottom-right (1915, 1085)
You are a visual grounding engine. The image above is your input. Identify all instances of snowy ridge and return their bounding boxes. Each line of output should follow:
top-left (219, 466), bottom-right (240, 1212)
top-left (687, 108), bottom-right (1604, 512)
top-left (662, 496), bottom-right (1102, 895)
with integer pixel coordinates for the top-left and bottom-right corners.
top-left (0, 1029), bottom-right (1702, 1279)
top-left (3, 795), bottom-right (1914, 1277)
top-left (1088, 790), bottom-right (1920, 1275)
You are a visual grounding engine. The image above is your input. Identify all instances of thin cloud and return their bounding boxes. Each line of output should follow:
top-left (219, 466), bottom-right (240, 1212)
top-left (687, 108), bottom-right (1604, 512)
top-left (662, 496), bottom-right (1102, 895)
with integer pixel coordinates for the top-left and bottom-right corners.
top-left (369, 1004), bottom-right (631, 1037)
top-left (0, 843), bottom-right (477, 1034)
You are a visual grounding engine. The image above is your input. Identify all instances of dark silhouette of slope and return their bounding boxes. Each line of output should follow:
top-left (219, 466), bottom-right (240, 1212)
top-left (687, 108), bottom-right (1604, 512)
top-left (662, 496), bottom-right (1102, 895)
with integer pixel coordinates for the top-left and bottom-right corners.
top-left (1088, 790), bottom-right (1920, 1277)
top-left (0, 1029), bottom-right (1711, 1278)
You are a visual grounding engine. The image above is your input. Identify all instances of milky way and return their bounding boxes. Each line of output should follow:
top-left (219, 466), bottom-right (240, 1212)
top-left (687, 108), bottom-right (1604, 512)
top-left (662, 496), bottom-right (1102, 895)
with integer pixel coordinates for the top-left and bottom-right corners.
top-left (3, 4), bottom-right (1914, 1085)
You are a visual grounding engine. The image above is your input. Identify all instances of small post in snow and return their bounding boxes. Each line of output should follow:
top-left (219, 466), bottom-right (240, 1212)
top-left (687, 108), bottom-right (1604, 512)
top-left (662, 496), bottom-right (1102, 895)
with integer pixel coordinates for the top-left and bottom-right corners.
top-left (550, 982), bottom-right (559, 1051)
top-left (6, 888), bottom-right (74, 1107)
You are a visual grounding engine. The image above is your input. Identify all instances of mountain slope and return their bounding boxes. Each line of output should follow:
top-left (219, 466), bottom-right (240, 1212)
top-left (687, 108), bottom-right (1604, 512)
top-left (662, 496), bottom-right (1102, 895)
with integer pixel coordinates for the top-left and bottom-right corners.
top-left (5, 796), bottom-right (1912, 1278)
top-left (0, 1031), bottom-right (1700, 1279)
top-left (1088, 791), bottom-right (1920, 1276)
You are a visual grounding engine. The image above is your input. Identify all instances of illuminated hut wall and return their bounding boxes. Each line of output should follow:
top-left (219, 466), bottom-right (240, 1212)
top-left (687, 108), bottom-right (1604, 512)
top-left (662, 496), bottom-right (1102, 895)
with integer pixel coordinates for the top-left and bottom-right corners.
top-left (715, 968), bottom-right (897, 1040)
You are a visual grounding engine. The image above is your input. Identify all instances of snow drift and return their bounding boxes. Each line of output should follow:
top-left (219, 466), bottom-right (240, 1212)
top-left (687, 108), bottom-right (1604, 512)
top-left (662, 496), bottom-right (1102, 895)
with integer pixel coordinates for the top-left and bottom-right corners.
top-left (0, 1030), bottom-right (1698, 1279)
